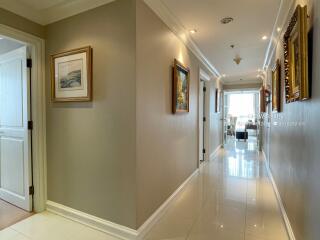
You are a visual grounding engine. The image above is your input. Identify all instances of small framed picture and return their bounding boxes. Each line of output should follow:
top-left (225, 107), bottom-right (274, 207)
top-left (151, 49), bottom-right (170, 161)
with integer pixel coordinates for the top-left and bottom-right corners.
top-left (51, 46), bottom-right (92, 102)
top-left (215, 88), bottom-right (221, 113)
top-left (172, 59), bottom-right (190, 113)
top-left (272, 60), bottom-right (281, 112)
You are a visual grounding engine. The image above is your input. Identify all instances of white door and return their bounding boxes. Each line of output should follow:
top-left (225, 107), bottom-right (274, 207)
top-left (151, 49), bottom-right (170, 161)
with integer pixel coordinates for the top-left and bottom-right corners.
top-left (0, 46), bottom-right (32, 211)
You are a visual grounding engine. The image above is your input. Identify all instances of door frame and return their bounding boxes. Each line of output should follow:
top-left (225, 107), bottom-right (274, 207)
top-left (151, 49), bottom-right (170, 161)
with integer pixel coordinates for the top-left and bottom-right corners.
top-left (0, 24), bottom-right (47, 212)
top-left (199, 68), bottom-right (210, 165)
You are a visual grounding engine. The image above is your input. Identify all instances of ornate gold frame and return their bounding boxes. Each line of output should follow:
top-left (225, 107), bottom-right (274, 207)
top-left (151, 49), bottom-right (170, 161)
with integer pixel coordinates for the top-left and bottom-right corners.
top-left (272, 60), bottom-right (281, 112)
top-left (283, 5), bottom-right (309, 103)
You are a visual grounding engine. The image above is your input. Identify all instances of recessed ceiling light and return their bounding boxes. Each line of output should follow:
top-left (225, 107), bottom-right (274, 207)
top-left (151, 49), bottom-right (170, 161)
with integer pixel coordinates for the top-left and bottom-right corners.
top-left (220, 17), bottom-right (234, 24)
top-left (277, 27), bottom-right (281, 32)
top-left (262, 35), bottom-right (268, 40)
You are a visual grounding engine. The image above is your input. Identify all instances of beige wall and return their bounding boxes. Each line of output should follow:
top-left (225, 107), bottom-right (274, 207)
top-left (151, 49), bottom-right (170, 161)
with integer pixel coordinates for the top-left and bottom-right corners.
top-left (208, 79), bottom-right (223, 157)
top-left (263, 0), bottom-right (320, 239)
top-left (45, 0), bottom-right (137, 228)
top-left (136, 0), bottom-right (221, 227)
top-left (0, 8), bottom-right (45, 38)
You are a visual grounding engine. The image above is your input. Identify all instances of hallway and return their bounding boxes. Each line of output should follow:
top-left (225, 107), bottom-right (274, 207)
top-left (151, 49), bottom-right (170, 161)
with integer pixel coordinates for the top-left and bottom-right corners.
top-left (144, 137), bottom-right (288, 240)
top-left (0, 137), bottom-right (288, 240)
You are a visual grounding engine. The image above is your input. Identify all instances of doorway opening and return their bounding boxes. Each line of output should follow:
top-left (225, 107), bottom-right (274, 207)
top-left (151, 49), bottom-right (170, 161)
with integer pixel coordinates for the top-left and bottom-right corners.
top-left (0, 24), bottom-right (46, 229)
top-left (0, 36), bottom-right (34, 229)
top-left (223, 90), bottom-right (260, 147)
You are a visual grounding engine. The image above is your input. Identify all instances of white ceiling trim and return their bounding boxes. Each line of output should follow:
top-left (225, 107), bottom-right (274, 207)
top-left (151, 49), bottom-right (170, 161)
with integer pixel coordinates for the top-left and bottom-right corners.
top-left (0, 0), bottom-right (115, 25)
top-left (223, 79), bottom-right (263, 86)
top-left (263, 0), bottom-right (296, 69)
top-left (144, 0), bottom-right (221, 78)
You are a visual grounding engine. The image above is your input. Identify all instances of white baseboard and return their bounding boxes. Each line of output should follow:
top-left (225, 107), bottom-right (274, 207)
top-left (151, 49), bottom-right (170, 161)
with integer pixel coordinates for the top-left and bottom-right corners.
top-left (261, 151), bottom-right (296, 240)
top-left (210, 144), bottom-right (222, 161)
top-left (46, 201), bottom-right (138, 240)
top-left (136, 168), bottom-right (199, 238)
top-left (46, 169), bottom-right (200, 240)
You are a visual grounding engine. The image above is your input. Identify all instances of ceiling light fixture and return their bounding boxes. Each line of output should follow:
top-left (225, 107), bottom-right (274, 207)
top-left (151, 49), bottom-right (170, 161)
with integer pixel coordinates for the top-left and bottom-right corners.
top-left (189, 29), bottom-right (197, 34)
top-left (233, 55), bottom-right (242, 65)
top-left (262, 35), bottom-right (268, 40)
top-left (277, 27), bottom-right (281, 32)
top-left (220, 17), bottom-right (234, 24)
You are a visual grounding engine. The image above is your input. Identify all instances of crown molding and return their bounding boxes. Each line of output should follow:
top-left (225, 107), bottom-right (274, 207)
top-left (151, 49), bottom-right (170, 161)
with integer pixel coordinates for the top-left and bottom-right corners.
top-left (144, 0), bottom-right (220, 78)
top-left (263, 0), bottom-right (296, 70)
top-left (0, 0), bottom-right (115, 25)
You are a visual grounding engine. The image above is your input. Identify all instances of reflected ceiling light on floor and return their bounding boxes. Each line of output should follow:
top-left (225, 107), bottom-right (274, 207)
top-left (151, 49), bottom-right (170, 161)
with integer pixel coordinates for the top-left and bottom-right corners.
top-left (262, 35), bottom-right (268, 40)
top-left (277, 27), bottom-right (281, 32)
top-left (220, 17), bottom-right (234, 24)
top-left (189, 29), bottom-right (197, 34)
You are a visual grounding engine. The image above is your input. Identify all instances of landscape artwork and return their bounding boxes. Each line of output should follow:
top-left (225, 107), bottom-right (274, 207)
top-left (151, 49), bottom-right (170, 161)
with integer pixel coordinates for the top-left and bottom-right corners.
top-left (51, 46), bottom-right (92, 102)
top-left (172, 59), bottom-right (190, 113)
top-left (58, 59), bottom-right (83, 90)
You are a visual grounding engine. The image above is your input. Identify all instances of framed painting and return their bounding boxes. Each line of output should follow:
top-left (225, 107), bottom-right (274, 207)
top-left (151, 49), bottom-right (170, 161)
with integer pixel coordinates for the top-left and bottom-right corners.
top-left (51, 46), bottom-right (92, 102)
top-left (260, 86), bottom-right (266, 113)
top-left (215, 88), bottom-right (221, 113)
top-left (272, 60), bottom-right (281, 112)
top-left (283, 5), bottom-right (309, 103)
top-left (172, 59), bottom-right (190, 113)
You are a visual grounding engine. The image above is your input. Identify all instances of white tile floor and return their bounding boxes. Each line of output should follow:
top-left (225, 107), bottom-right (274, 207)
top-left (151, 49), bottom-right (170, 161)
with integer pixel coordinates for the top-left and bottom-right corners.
top-left (0, 137), bottom-right (289, 240)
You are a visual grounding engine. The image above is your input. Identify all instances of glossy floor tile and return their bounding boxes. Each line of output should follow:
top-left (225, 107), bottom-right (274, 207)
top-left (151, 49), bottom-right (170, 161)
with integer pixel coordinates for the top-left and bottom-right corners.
top-left (0, 137), bottom-right (288, 240)
top-left (0, 211), bottom-right (119, 240)
top-left (144, 137), bottom-right (289, 240)
top-left (0, 199), bottom-right (33, 231)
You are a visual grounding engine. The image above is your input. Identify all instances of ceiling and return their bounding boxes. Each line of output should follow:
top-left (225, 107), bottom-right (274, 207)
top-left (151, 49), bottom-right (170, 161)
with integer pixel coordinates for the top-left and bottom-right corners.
top-left (152, 0), bottom-right (282, 85)
top-left (0, 0), bottom-right (115, 25)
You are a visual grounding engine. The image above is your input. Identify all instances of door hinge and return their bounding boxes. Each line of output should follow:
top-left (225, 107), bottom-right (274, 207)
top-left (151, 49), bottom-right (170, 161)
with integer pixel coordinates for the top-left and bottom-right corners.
top-left (202, 149), bottom-right (206, 154)
top-left (27, 58), bottom-right (32, 68)
top-left (29, 185), bottom-right (34, 195)
top-left (203, 86), bottom-right (207, 92)
top-left (28, 121), bottom-right (33, 130)
top-left (203, 117), bottom-right (206, 122)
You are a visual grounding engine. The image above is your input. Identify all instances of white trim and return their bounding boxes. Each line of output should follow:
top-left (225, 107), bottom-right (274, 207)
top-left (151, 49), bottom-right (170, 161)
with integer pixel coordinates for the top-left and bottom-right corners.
top-left (261, 151), bottom-right (296, 240)
top-left (46, 201), bottom-right (138, 240)
top-left (0, 24), bottom-right (47, 212)
top-left (0, 0), bottom-right (115, 25)
top-left (144, 0), bottom-right (220, 78)
top-left (199, 68), bottom-right (211, 81)
top-left (136, 169), bottom-right (199, 238)
top-left (210, 144), bottom-right (222, 161)
top-left (47, 169), bottom-right (200, 240)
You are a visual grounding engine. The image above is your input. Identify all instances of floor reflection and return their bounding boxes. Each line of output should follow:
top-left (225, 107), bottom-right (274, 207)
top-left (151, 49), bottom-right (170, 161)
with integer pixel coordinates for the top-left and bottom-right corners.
top-left (143, 136), bottom-right (289, 240)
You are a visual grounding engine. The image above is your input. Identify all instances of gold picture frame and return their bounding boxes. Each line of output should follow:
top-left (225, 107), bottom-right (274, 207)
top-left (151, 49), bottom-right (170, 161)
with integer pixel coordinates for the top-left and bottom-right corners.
top-left (51, 46), bottom-right (92, 102)
top-left (283, 5), bottom-right (309, 103)
top-left (172, 59), bottom-right (190, 113)
top-left (272, 60), bottom-right (281, 112)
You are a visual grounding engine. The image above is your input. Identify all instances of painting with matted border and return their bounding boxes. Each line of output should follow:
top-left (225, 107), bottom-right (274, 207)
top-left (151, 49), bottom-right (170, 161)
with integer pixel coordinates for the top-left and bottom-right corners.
top-left (51, 46), bottom-right (92, 102)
